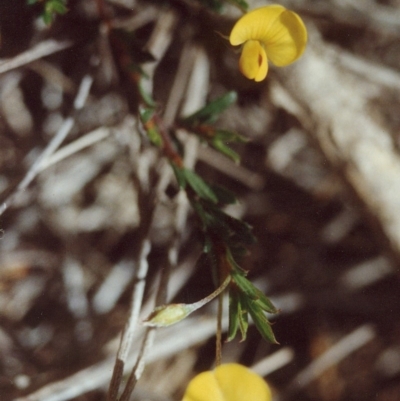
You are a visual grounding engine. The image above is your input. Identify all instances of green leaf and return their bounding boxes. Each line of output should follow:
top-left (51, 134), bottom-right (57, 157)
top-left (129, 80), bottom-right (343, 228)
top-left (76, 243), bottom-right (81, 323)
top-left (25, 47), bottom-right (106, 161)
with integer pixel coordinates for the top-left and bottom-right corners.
top-left (237, 293), bottom-right (249, 341)
top-left (214, 129), bottom-right (247, 143)
top-left (225, 0), bottom-right (249, 12)
top-left (183, 169), bottom-right (218, 204)
top-left (139, 106), bottom-right (154, 124)
top-left (196, 0), bottom-right (224, 12)
top-left (210, 206), bottom-right (256, 245)
top-left (253, 287), bottom-right (278, 314)
top-left (227, 292), bottom-right (239, 341)
top-left (171, 163), bottom-right (187, 189)
top-left (211, 139), bottom-right (241, 163)
top-left (138, 76), bottom-right (156, 107)
top-left (211, 185), bottom-right (237, 205)
top-left (182, 91), bottom-right (237, 126)
top-left (42, 11), bottom-right (52, 24)
top-left (139, 107), bottom-right (162, 147)
top-left (51, 0), bottom-right (67, 14)
top-left (232, 272), bottom-right (277, 313)
top-left (27, 0), bottom-right (38, 4)
top-left (228, 289), bottom-right (250, 342)
top-left (232, 271), bottom-right (254, 294)
top-left (245, 299), bottom-right (278, 344)
top-left (203, 234), bottom-right (213, 254)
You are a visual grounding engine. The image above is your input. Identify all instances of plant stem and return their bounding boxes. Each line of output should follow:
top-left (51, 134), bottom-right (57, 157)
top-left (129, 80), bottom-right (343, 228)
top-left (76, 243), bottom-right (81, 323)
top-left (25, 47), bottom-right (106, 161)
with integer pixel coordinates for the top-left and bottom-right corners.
top-left (216, 290), bottom-right (223, 366)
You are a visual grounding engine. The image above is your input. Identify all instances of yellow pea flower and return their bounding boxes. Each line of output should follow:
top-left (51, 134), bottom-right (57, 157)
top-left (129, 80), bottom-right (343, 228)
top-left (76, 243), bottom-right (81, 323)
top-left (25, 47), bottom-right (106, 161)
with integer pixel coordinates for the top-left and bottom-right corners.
top-left (230, 5), bottom-right (307, 82)
top-left (182, 363), bottom-right (272, 401)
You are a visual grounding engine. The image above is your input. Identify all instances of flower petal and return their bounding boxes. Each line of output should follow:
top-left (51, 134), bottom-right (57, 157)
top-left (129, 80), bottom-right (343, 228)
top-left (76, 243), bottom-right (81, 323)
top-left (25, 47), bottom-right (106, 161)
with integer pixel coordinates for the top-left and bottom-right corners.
top-left (229, 5), bottom-right (307, 68)
top-left (214, 364), bottom-right (272, 401)
top-left (182, 371), bottom-right (224, 401)
top-left (182, 363), bottom-right (272, 401)
top-left (239, 40), bottom-right (268, 82)
top-left (229, 5), bottom-right (286, 46)
top-left (264, 9), bottom-right (307, 66)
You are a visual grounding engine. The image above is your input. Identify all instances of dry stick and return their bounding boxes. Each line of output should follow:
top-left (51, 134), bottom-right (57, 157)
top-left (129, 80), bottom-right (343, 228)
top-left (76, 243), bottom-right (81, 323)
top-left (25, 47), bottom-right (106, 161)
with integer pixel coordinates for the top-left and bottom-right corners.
top-left (15, 315), bottom-right (231, 401)
top-left (251, 348), bottom-right (295, 377)
top-left (107, 240), bottom-right (152, 401)
top-left (280, 324), bottom-right (375, 400)
top-left (0, 39), bottom-right (72, 74)
top-left (0, 74), bottom-right (93, 217)
top-left (38, 127), bottom-right (111, 171)
top-left (141, 10), bottom-right (177, 96)
top-left (29, 60), bottom-right (76, 94)
top-left (111, 5), bottom-right (159, 31)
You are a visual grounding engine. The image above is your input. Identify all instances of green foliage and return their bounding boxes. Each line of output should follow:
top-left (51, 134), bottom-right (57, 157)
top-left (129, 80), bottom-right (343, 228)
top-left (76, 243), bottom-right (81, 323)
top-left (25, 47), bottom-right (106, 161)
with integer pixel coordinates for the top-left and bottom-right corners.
top-left (193, 0), bottom-right (249, 13)
top-left (139, 107), bottom-right (163, 147)
top-left (28, 0), bottom-right (68, 25)
top-left (182, 91), bottom-right (238, 126)
top-left (181, 92), bottom-right (247, 163)
top-left (182, 169), bottom-right (219, 204)
top-left (227, 0), bottom-right (249, 12)
top-left (110, 1), bottom-right (277, 344)
top-left (228, 271), bottom-right (278, 343)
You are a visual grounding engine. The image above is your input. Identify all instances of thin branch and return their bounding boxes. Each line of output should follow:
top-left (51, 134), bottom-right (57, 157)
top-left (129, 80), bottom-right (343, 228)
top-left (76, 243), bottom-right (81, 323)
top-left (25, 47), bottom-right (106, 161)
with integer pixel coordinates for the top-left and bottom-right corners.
top-left (0, 75), bottom-right (93, 217)
top-left (38, 127), bottom-right (111, 172)
top-left (251, 348), bottom-right (295, 377)
top-left (15, 315), bottom-right (230, 401)
top-left (107, 239), bottom-right (152, 401)
top-left (283, 325), bottom-right (375, 398)
top-left (0, 40), bottom-right (72, 74)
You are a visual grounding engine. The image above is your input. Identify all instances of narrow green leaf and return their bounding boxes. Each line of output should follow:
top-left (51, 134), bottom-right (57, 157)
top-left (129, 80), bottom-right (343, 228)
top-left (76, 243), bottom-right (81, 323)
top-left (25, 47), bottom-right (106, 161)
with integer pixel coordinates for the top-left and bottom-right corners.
top-left (211, 207), bottom-right (256, 245)
top-left (171, 163), bottom-right (187, 189)
top-left (211, 139), bottom-right (241, 163)
top-left (138, 76), bottom-right (156, 107)
top-left (183, 168), bottom-right (218, 204)
top-left (42, 11), bottom-right (52, 24)
top-left (227, 292), bottom-right (240, 342)
top-left (253, 287), bottom-right (278, 314)
top-left (211, 185), bottom-right (237, 205)
top-left (195, 0), bottom-right (224, 13)
top-left (246, 300), bottom-right (278, 344)
top-left (138, 106), bottom-right (154, 124)
top-left (232, 272), bottom-right (277, 314)
top-left (214, 129), bottom-right (247, 143)
top-left (138, 108), bottom-right (162, 147)
top-left (203, 235), bottom-right (213, 254)
top-left (182, 91), bottom-right (237, 126)
top-left (237, 293), bottom-right (249, 341)
top-left (225, 248), bottom-right (248, 275)
top-left (51, 0), bottom-right (67, 14)
top-left (232, 272), bottom-right (255, 296)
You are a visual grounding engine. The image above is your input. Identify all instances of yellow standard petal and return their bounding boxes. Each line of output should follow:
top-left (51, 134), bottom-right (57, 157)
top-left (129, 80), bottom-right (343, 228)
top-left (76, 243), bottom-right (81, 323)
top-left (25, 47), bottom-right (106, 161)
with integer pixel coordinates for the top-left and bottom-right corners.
top-left (182, 371), bottom-right (224, 401)
top-left (182, 363), bottom-right (272, 401)
top-left (229, 5), bottom-right (286, 46)
top-left (263, 9), bottom-right (307, 66)
top-left (239, 40), bottom-right (268, 82)
top-left (229, 5), bottom-right (307, 73)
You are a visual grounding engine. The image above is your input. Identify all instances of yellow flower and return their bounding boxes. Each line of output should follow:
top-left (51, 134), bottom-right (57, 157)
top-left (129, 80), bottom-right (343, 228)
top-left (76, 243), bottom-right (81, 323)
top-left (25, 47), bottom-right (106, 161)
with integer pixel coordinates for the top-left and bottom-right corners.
top-left (230, 5), bottom-right (307, 81)
top-left (182, 363), bottom-right (272, 401)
